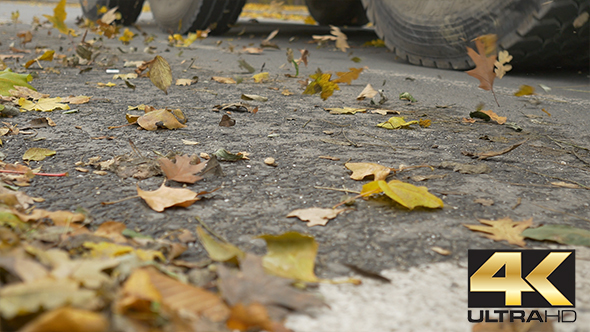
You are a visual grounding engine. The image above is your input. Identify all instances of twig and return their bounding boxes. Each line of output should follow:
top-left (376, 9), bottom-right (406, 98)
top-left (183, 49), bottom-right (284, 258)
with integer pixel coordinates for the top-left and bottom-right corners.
top-left (528, 202), bottom-right (590, 223)
top-left (101, 195), bottom-right (139, 205)
top-left (333, 190), bottom-right (377, 209)
top-left (314, 186), bottom-right (360, 194)
top-left (342, 130), bottom-right (360, 147)
top-left (128, 138), bottom-right (144, 158)
top-left (0, 170), bottom-right (68, 177)
top-left (302, 118), bottom-right (311, 128)
top-left (546, 136), bottom-right (589, 151)
top-left (507, 164), bottom-right (589, 190)
top-left (571, 150), bottom-right (590, 166)
top-left (108, 122), bottom-right (136, 129)
top-left (512, 197), bottom-right (522, 210)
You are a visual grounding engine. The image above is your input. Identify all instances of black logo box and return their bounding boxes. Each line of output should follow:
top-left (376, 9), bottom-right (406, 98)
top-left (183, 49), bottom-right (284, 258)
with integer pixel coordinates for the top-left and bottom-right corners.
top-left (468, 250), bottom-right (575, 308)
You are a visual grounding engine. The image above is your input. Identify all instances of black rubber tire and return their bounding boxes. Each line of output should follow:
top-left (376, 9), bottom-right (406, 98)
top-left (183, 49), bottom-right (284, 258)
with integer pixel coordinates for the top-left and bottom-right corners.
top-left (149, 0), bottom-right (246, 35)
top-left (361, 0), bottom-right (590, 69)
top-left (305, 0), bottom-right (369, 26)
top-left (79, 0), bottom-right (145, 26)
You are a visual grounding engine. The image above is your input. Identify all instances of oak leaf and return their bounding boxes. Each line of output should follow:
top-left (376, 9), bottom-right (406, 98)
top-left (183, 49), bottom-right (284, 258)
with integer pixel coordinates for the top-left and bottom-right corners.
top-left (494, 50), bottom-right (513, 78)
top-left (466, 35), bottom-right (499, 105)
top-left (287, 207), bottom-right (345, 227)
top-left (137, 182), bottom-right (203, 212)
top-left (345, 162), bottom-right (391, 181)
top-left (361, 180), bottom-right (443, 210)
top-left (159, 154), bottom-right (206, 184)
top-left (332, 67), bottom-right (363, 85)
top-left (463, 217), bottom-right (533, 247)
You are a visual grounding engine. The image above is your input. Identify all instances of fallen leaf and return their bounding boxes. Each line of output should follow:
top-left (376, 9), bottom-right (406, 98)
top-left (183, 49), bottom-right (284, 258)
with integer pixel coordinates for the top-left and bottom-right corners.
top-left (83, 242), bottom-right (165, 262)
top-left (438, 161), bottom-right (492, 174)
top-left (241, 94), bottom-right (268, 102)
top-left (345, 162), bottom-right (391, 181)
top-left (61, 95), bottom-right (91, 104)
top-left (356, 83), bottom-right (378, 100)
top-left (159, 154), bottom-right (206, 184)
top-left (42, 249), bottom-right (120, 289)
top-left (514, 85), bottom-right (535, 97)
top-left (136, 108), bottom-right (187, 130)
top-left (0, 256), bottom-right (48, 283)
top-left (361, 180), bottom-right (444, 210)
top-left (325, 107), bottom-right (366, 115)
top-left (419, 119), bottom-right (431, 128)
top-left (469, 110), bottom-right (506, 124)
top-left (371, 109), bottom-right (400, 116)
top-left (474, 198), bottom-right (494, 206)
top-left (377, 116), bottom-right (419, 129)
top-left (463, 217), bottom-right (533, 247)
top-left (287, 207), bottom-right (345, 227)
top-left (550, 181), bottom-right (580, 189)
top-left (19, 307), bottom-right (108, 332)
top-left (114, 267), bottom-right (162, 318)
top-left (8, 86), bottom-right (47, 100)
top-left (19, 97), bottom-right (70, 112)
top-left (494, 50), bottom-right (513, 78)
top-left (212, 76), bottom-right (237, 84)
top-left (196, 227), bottom-right (245, 264)
top-left (94, 220), bottom-right (128, 243)
top-left (97, 82), bottom-right (116, 87)
top-left (227, 302), bottom-right (287, 332)
top-left (23, 147), bottom-right (56, 161)
top-left (137, 182), bottom-right (204, 212)
top-left (213, 149), bottom-right (248, 161)
top-left (21, 117), bottom-right (56, 129)
top-left (24, 50), bottom-right (55, 69)
top-left (252, 72), bottom-right (270, 83)
top-left (0, 69), bottom-right (35, 96)
top-left (330, 25), bottom-right (349, 52)
top-left (238, 59), bottom-right (255, 73)
top-left (0, 277), bottom-right (99, 320)
top-left (175, 78), bottom-right (196, 86)
top-left (182, 139), bottom-right (199, 145)
top-left (331, 67), bottom-right (363, 85)
top-left (112, 73), bottom-right (137, 80)
top-left (242, 47), bottom-right (264, 54)
top-left (219, 114), bottom-right (236, 127)
top-left (431, 246), bottom-right (451, 256)
top-left (218, 253), bottom-right (324, 317)
top-left (258, 232), bottom-right (319, 282)
top-left (149, 55), bottom-right (173, 94)
top-left (463, 139), bottom-right (526, 160)
top-left (399, 92), bottom-right (417, 102)
top-left (522, 224), bottom-right (590, 247)
top-left (261, 29), bottom-right (279, 49)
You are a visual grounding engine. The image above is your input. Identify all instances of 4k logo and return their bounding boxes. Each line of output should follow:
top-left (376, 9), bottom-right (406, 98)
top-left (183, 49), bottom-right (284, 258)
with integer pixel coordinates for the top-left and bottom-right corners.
top-left (468, 250), bottom-right (575, 307)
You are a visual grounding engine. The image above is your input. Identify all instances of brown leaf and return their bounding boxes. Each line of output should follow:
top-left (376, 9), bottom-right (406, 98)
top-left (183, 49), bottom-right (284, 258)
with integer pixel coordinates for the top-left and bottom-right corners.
top-left (137, 182), bottom-right (204, 212)
top-left (332, 67), bottom-right (363, 85)
top-left (287, 207), bottom-right (346, 227)
top-left (219, 114), bottom-right (236, 127)
top-left (345, 162), bottom-right (391, 181)
top-left (212, 76), bottom-right (237, 84)
top-left (356, 83), bottom-right (378, 100)
top-left (148, 55), bottom-right (172, 94)
top-left (466, 35), bottom-right (497, 92)
top-left (227, 303), bottom-right (289, 332)
top-left (94, 220), bottom-right (128, 243)
top-left (479, 110), bottom-right (507, 124)
top-left (159, 154), bottom-right (206, 184)
top-left (463, 217), bottom-right (533, 247)
top-left (137, 109), bottom-right (187, 130)
top-left (464, 140), bottom-right (526, 160)
top-left (19, 307), bottom-right (108, 332)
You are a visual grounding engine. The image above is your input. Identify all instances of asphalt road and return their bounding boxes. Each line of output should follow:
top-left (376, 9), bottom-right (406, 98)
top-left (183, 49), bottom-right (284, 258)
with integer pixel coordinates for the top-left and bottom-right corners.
top-left (1, 1), bottom-right (590, 331)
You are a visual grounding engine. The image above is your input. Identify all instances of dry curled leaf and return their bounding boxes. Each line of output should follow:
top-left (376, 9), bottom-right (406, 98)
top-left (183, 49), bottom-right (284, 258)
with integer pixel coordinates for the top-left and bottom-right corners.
top-left (356, 83), bottom-right (378, 100)
top-left (159, 154), bottom-right (206, 184)
top-left (135, 109), bottom-right (187, 130)
top-left (463, 217), bottom-right (533, 247)
top-left (137, 182), bottom-right (204, 212)
top-left (149, 55), bottom-right (172, 94)
top-left (345, 162), bottom-right (391, 181)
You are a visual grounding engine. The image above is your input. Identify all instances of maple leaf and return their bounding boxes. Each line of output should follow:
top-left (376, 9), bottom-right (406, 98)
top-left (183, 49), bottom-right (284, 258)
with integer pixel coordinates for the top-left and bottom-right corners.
top-left (361, 180), bottom-right (443, 210)
top-left (159, 154), bottom-right (207, 184)
top-left (137, 182), bottom-right (205, 212)
top-left (466, 35), bottom-right (499, 106)
top-left (332, 67), bottom-right (363, 84)
top-left (463, 217), bottom-right (533, 247)
top-left (287, 207), bottom-right (346, 227)
top-left (303, 69), bottom-right (340, 100)
top-left (0, 69), bottom-right (35, 96)
top-left (345, 162), bottom-right (391, 181)
top-left (43, 0), bottom-right (75, 36)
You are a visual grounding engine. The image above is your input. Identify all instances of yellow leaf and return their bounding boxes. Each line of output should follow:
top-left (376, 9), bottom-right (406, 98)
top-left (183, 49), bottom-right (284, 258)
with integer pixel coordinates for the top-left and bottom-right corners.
top-left (212, 76), bottom-right (237, 84)
top-left (419, 119), bottom-right (431, 128)
top-left (175, 78), bottom-right (194, 86)
top-left (136, 108), bottom-right (186, 130)
top-left (118, 28), bottom-right (135, 44)
top-left (61, 95), bottom-right (91, 104)
top-left (149, 55), bottom-right (172, 94)
top-left (97, 82), bottom-right (116, 87)
top-left (463, 217), bottom-right (533, 247)
top-left (19, 307), bottom-right (108, 332)
top-left (361, 180), bottom-right (444, 210)
top-left (22, 147), bottom-right (56, 161)
top-left (325, 107), bottom-right (366, 115)
top-left (252, 72), bottom-right (269, 83)
top-left (514, 85), bottom-right (535, 97)
top-left (83, 242), bottom-right (165, 261)
top-left (38, 50), bottom-right (55, 61)
top-left (258, 232), bottom-right (319, 282)
top-left (303, 69), bottom-right (339, 100)
top-left (19, 97), bottom-right (69, 112)
top-left (377, 116), bottom-right (418, 129)
top-left (114, 268), bottom-right (162, 315)
top-left (42, 0), bottom-right (74, 36)
top-left (363, 39), bottom-right (385, 47)
top-left (182, 32), bottom-right (199, 47)
top-left (345, 162), bottom-right (391, 181)
top-left (332, 67), bottom-right (363, 85)
top-left (196, 227), bottom-right (245, 263)
top-left (304, 15), bottom-right (316, 25)
top-left (287, 207), bottom-right (345, 227)
top-left (479, 110), bottom-right (507, 124)
top-left (137, 182), bottom-right (201, 212)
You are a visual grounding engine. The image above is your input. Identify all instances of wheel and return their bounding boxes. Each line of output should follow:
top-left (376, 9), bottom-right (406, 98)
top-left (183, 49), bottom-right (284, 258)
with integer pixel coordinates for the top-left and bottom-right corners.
top-left (149, 0), bottom-right (246, 35)
top-left (361, 0), bottom-right (590, 69)
top-left (305, 0), bottom-right (369, 26)
top-left (79, 0), bottom-right (145, 26)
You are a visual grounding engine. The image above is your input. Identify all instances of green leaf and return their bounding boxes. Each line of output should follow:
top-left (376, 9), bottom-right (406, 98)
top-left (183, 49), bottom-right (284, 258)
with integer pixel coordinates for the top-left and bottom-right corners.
top-left (149, 55), bottom-right (172, 94)
top-left (258, 231), bottom-right (319, 282)
top-left (0, 69), bottom-right (34, 96)
top-left (522, 225), bottom-right (590, 247)
top-left (22, 148), bottom-right (56, 161)
top-left (361, 180), bottom-right (443, 210)
top-left (196, 227), bottom-right (245, 264)
top-left (399, 92), bottom-right (416, 102)
top-left (377, 116), bottom-right (418, 129)
top-left (213, 149), bottom-right (247, 161)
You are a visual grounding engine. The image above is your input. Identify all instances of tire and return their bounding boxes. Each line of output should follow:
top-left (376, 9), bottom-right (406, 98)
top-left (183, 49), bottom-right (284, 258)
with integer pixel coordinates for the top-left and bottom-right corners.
top-left (79, 0), bottom-right (145, 26)
top-left (149, 0), bottom-right (246, 35)
top-left (305, 0), bottom-right (369, 26)
top-left (361, 0), bottom-right (590, 69)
